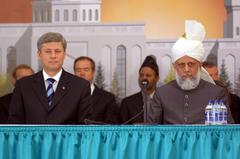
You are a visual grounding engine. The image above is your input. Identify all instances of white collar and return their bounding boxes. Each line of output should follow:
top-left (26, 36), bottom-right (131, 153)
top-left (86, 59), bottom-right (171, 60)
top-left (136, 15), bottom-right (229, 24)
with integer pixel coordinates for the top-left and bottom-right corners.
top-left (149, 91), bottom-right (155, 98)
top-left (90, 83), bottom-right (95, 95)
top-left (42, 69), bottom-right (62, 82)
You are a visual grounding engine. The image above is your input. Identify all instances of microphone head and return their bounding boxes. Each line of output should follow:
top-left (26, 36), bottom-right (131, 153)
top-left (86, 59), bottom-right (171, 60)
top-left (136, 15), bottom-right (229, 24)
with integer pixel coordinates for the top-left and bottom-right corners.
top-left (141, 79), bottom-right (149, 89)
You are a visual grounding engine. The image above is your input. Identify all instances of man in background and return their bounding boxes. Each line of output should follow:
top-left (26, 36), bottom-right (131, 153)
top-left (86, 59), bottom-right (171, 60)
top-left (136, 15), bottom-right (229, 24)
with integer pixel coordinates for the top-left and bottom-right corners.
top-left (74, 56), bottom-right (119, 124)
top-left (203, 61), bottom-right (240, 123)
top-left (120, 55), bottom-right (159, 124)
top-left (202, 61), bottom-right (219, 81)
top-left (0, 64), bottom-right (34, 123)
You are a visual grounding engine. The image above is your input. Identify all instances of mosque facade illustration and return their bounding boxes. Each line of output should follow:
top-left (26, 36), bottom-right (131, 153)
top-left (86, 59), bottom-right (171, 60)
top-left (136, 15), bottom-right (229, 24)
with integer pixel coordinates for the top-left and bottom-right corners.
top-left (0, 0), bottom-right (239, 98)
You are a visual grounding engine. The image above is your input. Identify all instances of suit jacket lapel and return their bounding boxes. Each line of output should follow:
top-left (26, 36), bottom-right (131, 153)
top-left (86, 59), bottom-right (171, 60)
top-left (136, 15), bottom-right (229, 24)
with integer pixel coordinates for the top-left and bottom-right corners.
top-left (138, 92), bottom-right (144, 111)
top-left (32, 71), bottom-right (49, 110)
top-left (92, 86), bottom-right (101, 107)
top-left (50, 70), bottom-right (70, 110)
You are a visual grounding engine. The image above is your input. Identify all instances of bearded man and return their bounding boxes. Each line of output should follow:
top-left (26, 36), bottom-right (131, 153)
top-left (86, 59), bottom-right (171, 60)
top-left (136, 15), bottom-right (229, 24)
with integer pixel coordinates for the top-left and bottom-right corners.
top-left (147, 20), bottom-right (234, 124)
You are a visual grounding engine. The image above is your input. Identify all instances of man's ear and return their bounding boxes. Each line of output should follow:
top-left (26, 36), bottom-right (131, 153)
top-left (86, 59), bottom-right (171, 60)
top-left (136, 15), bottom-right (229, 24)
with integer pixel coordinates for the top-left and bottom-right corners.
top-left (37, 51), bottom-right (41, 59)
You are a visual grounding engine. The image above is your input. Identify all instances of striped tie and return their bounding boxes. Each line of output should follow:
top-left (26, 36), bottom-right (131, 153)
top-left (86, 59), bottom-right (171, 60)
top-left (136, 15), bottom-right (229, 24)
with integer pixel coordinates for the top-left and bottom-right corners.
top-left (47, 78), bottom-right (55, 106)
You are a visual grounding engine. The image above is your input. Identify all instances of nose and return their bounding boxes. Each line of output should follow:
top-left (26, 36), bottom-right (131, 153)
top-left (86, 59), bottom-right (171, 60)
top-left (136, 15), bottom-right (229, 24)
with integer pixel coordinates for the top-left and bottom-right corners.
top-left (184, 64), bottom-right (190, 72)
top-left (142, 74), bottom-right (148, 79)
top-left (76, 72), bottom-right (85, 78)
top-left (140, 77), bottom-right (147, 83)
top-left (79, 70), bottom-right (85, 76)
top-left (50, 52), bottom-right (57, 58)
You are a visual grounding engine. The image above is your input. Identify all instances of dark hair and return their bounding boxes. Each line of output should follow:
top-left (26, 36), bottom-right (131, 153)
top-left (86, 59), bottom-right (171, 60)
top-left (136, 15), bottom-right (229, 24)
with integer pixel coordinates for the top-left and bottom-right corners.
top-left (12, 64), bottom-right (34, 79)
top-left (74, 56), bottom-right (96, 71)
top-left (202, 61), bottom-right (217, 68)
top-left (37, 32), bottom-right (67, 51)
top-left (139, 55), bottom-right (159, 77)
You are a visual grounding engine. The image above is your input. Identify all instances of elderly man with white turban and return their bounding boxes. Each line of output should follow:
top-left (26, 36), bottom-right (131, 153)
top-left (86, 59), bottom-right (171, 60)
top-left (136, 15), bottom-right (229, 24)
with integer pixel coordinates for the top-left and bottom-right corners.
top-left (147, 20), bottom-right (234, 124)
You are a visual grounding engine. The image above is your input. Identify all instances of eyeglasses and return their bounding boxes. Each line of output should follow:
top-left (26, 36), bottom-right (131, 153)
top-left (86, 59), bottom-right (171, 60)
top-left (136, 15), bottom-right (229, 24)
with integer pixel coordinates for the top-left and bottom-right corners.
top-left (175, 62), bottom-right (198, 69)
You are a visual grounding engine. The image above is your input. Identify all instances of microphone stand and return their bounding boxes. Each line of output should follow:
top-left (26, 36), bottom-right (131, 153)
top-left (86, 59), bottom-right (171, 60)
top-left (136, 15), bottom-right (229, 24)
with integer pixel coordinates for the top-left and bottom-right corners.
top-left (141, 80), bottom-right (149, 124)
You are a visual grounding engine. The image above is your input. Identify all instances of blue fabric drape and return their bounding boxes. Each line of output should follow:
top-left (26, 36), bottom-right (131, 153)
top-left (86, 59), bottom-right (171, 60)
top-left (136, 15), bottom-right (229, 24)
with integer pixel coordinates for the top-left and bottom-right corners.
top-left (0, 125), bottom-right (239, 159)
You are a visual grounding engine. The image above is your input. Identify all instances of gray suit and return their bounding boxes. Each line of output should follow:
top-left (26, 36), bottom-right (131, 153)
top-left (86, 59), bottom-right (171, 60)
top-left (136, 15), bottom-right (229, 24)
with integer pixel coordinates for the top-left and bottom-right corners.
top-left (147, 79), bottom-right (234, 124)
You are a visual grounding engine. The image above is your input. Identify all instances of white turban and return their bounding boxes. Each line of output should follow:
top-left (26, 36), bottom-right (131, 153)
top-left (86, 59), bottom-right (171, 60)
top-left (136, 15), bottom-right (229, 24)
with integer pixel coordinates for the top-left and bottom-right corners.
top-left (172, 20), bottom-right (215, 84)
top-left (172, 20), bottom-right (205, 63)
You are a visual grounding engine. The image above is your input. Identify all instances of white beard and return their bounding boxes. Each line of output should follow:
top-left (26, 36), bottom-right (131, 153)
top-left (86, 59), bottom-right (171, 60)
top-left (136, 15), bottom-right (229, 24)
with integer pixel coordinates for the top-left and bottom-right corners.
top-left (175, 69), bottom-right (201, 90)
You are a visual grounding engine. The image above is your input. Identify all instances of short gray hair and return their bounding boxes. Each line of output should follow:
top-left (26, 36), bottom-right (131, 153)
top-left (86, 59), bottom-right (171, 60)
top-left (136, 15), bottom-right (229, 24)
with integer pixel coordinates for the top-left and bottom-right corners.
top-left (37, 32), bottom-right (67, 51)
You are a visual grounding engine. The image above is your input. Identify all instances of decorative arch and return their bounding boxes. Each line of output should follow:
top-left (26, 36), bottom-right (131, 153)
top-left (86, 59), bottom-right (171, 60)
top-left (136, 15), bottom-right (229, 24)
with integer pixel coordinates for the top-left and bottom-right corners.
top-left (7, 46), bottom-right (16, 74)
top-left (64, 9), bottom-right (69, 21)
top-left (72, 9), bottom-right (78, 21)
top-left (55, 9), bottom-right (60, 22)
top-left (48, 10), bottom-right (51, 22)
top-left (41, 10), bottom-right (45, 22)
top-left (236, 27), bottom-right (240, 36)
top-left (36, 10), bottom-right (41, 22)
top-left (42, 10), bottom-right (48, 22)
top-left (128, 45), bottom-right (141, 95)
top-left (82, 10), bottom-right (86, 21)
top-left (89, 9), bottom-right (92, 21)
top-left (225, 54), bottom-right (236, 86)
top-left (116, 45), bottom-right (127, 99)
top-left (101, 45), bottom-right (112, 89)
top-left (95, 9), bottom-right (99, 21)
top-left (131, 45), bottom-right (141, 56)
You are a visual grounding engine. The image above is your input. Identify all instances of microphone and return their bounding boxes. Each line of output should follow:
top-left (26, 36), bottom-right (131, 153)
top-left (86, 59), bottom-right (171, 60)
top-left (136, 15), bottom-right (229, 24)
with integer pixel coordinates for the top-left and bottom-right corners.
top-left (141, 79), bottom-right (149, 90)
top-left (141, 79), bottom-right (150, 123)
top-left (122, 110), bottom-right (144, 124)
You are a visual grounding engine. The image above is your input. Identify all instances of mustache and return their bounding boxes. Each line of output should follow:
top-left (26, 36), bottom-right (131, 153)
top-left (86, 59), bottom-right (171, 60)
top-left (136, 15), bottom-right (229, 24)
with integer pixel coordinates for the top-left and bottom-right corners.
top-left (182, 74), bottom-right (193, 79)
top-left (175, 70), bottom-right (201, 90)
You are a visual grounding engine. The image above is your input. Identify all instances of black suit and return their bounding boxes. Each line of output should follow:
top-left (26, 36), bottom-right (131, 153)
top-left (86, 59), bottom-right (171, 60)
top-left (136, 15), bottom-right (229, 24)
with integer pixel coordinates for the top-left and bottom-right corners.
top-left (0, 93), bottom-right (12, 123)
top-left (120, 92), bottom-right (144, 124)
top-left (8, 70), bottom-right (92, 124)
top-left (229, 93), bottom-right (240, 124)
top-left (89, 86), bottom-right (119, 124)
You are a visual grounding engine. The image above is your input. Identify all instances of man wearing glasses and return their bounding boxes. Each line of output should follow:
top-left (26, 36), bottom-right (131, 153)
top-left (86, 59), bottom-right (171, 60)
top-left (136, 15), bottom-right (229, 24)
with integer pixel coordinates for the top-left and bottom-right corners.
top-left (147, 20), bottom-right (234, 124)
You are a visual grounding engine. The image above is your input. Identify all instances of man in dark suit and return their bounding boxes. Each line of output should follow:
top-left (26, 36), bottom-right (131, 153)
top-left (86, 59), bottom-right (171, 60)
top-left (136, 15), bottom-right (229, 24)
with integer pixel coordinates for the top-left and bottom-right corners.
top-left (8, 32), bottom-right (92, 124)
top-left (0, 64), bottom-right (34, 123)
top-left (120, 55), bottom-right (159, 124)
top-left (147, 20), bottom-right (233, 124)
top-left (74, 56), bottom-right (119, 124)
